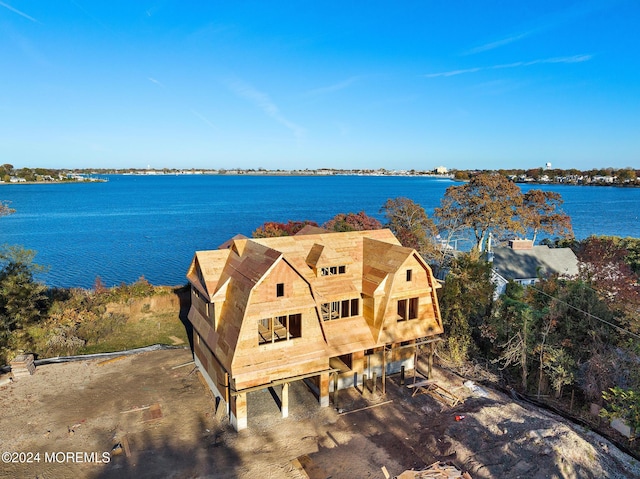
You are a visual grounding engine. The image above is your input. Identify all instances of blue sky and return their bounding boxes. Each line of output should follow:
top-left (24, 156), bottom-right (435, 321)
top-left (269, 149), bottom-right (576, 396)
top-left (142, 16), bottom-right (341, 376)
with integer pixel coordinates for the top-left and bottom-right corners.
top-left (1, 1), bottom-right (639, 171)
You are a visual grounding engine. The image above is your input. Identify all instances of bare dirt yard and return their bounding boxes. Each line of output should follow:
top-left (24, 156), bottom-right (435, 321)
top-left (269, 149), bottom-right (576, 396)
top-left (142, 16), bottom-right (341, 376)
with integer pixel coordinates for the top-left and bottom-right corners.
top-left (1, 348), bottom-right (639, 479)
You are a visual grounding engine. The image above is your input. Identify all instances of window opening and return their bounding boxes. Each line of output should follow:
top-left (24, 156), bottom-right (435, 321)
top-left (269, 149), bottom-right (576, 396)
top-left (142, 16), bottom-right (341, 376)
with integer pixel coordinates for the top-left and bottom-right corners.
top-left (397, 299), bottom-right (407, 321)
top-left (320, 265), bottom-right (347, 276)
top-left (322, 298), bottom-right (360, 321)
top-left (258, 313), bottom-right (302, 344)
top-left (397, 297), bottom-right (419, 321)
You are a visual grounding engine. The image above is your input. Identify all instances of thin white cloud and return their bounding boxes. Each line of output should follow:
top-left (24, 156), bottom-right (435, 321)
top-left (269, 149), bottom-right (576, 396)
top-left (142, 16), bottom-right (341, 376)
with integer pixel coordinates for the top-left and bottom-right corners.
top-left (307, 77), bottom-right (358, 96)
top-left (424, 67), bottom-right (482, 78)
top-left (464, 1), bottom-right (614, 56)
top-left (0, 1), bottom-right (39, 23)
top-left (424, 54), bottom-right (593, 78)
top-left (148, 77), bottom-right (164, 87)
top-left (191, 109), bottom-right (217, 130)
top-left (227, 78), bottom-right (305, 139)
top-left (465, 31), bottom-right (534, 55)
top-left (494, 54), bottom-right (593, 69)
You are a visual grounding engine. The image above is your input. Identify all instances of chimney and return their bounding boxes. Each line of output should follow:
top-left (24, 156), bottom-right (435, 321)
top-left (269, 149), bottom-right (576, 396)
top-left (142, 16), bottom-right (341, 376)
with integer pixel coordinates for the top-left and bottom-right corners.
top-left (509, 239), bottom-right (534, 250)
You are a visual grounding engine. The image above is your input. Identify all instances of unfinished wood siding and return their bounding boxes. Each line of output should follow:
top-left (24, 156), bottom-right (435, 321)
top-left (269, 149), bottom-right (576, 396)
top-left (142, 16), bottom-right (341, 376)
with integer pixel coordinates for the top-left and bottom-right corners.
top-left (351, 350), bottom-right (365, 375)
top-left (191, 286), bottom-right (212, 327)
top-left (247, 258), bottom-right (309, 306)
top-left (388, 342), bottom-right (415, 363)
top-left (194, 333), bottom-right (229, 401)
top-left (324, 316), bottom-right (376, 357)
top-left (230, 259), bottom-right (328, 390)
top-left (392, 255), bottom-right (433, 297)
top-left (234, 355), bottom-right (328, 390)
top-left (212, 275), bottom-right (252, 372)
top-left (378, 254), bottom-right (443, 343)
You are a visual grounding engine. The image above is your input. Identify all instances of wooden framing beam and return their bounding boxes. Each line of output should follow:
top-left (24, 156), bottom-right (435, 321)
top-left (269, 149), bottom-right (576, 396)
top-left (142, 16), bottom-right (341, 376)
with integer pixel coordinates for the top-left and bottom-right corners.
top-left (230, 368), bottom-right (339, 396)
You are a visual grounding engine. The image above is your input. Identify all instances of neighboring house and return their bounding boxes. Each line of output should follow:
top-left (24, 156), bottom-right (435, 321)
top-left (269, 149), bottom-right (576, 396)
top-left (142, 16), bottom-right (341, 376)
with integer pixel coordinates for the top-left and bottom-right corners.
top-left (491, 239), bottom-right (578, 298)
top-left (186, 229), bottom-right (443, 430)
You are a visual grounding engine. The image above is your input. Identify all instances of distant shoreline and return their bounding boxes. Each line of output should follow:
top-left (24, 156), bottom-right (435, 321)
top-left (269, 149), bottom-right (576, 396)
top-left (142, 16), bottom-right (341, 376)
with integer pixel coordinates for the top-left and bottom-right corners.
top-left (0, 178), bottom-right (107, 186)
top-left (3, 173), bottom-right (639, 188)
top-left (2, 168), bottom-right (639, 188)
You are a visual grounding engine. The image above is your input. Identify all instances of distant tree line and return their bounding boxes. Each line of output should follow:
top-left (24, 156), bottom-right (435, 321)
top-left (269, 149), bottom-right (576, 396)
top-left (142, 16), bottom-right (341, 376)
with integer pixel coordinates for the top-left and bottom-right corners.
top-left (0, 164), bottom-right (87, 182)
top-left (453, 167), bottom-right (639, 185)
top-left (3, 164), bottom-right (639, 185)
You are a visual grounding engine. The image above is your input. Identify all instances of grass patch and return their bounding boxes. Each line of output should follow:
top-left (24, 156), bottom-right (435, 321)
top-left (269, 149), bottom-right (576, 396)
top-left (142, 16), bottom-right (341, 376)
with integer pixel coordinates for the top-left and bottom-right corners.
top-left (80, 311), bottom-right (188, 354)
top-left (1, 281), bottom-right (190, 363)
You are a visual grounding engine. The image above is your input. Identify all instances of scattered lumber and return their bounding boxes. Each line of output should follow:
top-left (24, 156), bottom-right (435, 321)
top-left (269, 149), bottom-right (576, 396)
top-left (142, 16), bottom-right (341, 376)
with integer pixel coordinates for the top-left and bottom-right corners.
top-left (291, 454), bottom-right (327, 479)
top-left (97, 356), bottom-right (126, 367)
top-left (396, 461), bottom-right (471, 478)
top-left (10, 354), bottom-right (35, 379)
top-left (407, 380), bottom-right (461, 407)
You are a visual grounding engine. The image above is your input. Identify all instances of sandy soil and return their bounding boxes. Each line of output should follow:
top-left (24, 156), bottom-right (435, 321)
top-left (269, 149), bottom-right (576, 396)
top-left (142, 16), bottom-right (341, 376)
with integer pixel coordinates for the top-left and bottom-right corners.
top-left (1, 348), bottom-right (638, 479)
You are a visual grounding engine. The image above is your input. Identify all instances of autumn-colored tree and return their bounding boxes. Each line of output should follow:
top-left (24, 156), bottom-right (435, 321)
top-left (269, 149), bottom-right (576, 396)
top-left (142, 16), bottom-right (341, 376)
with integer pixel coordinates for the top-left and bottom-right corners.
top-left (323, 211), bottom-right (382, 232)
top-left (521, 189), bottom-right (573, 243)
top-left (435, 173), bottom-right (524, 252)
top-left (576, 236), bottom-right (640, 332)
top-left (0, 164), bottom-right (13, 182)
top-left (93, 276), bottom-right (107, 294)
top-left (596, 236), bottom-right (640, 275)
top-left (252, 220), bottom-right (319, 238)
top-left (453, 171), bottom-right (469, 181)
top-left (616, 168), bottom-right (637, 183)
top-left (380, 197), bottom-right (439, 261)
top-left (435, 174), bottom-right (573, 252)
top-left (526, 168), bottom-right (543, 181)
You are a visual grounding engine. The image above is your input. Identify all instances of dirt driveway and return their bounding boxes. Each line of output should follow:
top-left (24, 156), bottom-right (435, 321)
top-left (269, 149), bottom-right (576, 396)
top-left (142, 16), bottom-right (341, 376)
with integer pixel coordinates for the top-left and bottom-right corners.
top-left (1, 348), bottom-right (638, 479)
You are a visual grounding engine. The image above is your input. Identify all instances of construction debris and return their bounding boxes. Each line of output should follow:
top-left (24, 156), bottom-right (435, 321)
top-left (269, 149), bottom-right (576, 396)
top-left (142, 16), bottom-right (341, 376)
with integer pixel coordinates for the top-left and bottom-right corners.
top-left (291, 454), bottom-right (327, 478)
top-left (170, 360), bottom-right (194, 370)
top-left (142, 403), bottom-right (163, 421)
top-left (407, 380), bottom-right (461, 407)
top-left (0, 375), bottom-right (13, 387)
top-left (395, 461), bottom-right (472, 479)
top-left (168, 335), bottom-right (185, 345)
top-left (462, 380), bottom-right (488, 398)
top-left (97, 356), bottom-right (127, 367)
top-left (10, 354), bottom-right (35, 379)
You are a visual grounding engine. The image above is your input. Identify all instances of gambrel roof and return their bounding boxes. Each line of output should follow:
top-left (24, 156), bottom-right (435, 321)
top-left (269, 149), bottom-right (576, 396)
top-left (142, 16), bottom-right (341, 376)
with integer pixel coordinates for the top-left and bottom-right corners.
top-left (187, 229), bottom-right (443, 384)
top-left (188, 229), bottom-right (439, 303)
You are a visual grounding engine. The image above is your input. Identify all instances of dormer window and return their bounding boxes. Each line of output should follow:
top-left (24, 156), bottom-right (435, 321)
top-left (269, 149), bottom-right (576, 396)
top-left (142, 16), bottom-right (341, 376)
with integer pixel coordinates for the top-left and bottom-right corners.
top-left (321, 298), bottom-right (359, 320)
top-left (320, 265), bottom-right (346, 276)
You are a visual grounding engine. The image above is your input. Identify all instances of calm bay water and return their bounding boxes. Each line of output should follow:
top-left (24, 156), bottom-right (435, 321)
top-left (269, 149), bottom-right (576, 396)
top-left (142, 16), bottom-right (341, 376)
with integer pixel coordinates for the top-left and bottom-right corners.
top-left (1, 175), bottom-right (638, 288)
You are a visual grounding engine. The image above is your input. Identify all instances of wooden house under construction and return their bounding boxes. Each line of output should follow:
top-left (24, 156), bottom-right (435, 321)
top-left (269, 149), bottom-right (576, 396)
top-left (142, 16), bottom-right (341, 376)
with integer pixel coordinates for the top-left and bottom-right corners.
top-left (186, 228), bottom-right (443, 430)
